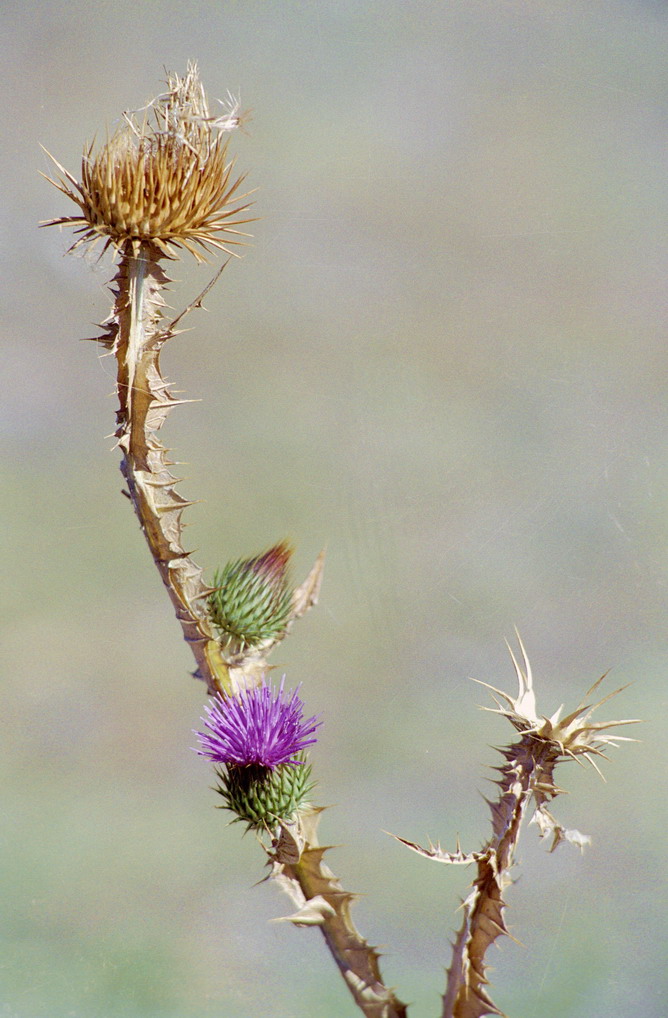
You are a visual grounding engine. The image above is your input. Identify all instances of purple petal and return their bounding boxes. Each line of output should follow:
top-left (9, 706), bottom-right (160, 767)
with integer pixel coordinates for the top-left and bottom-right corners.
top-left (196, 677), bottom-right (321, 769)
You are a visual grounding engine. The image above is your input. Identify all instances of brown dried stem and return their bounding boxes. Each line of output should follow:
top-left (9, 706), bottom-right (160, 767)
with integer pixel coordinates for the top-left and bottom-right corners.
top-left (267, 809), bottom-right (409, 1018)
top-left (100, 245), bottom-right (235, 695)
top-left (394, 635), bottom-right (639, 1018)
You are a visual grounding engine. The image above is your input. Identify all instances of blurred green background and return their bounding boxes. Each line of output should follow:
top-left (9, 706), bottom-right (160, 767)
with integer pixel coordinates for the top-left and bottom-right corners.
top-left (3, 1), bottom-right (667, 1016)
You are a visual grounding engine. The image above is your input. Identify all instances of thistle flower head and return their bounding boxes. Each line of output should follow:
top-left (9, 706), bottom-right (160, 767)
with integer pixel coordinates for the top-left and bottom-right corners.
top-left (196, 677), bottom-right (320, 770)
top-left (208, 541), bottom-right (294, 653)
top-left (197, 679), bottom-right (321, 827)
top-left (41, 62), bottom-right (253, 261)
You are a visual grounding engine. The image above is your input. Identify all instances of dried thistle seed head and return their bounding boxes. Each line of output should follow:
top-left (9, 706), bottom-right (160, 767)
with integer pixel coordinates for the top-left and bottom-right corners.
top-left (41, 62), bottom-right (254, 261)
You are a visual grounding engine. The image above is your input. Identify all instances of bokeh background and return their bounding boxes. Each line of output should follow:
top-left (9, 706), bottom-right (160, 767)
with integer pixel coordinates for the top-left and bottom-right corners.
top-left (3, 2), bottom-right (667, 1016)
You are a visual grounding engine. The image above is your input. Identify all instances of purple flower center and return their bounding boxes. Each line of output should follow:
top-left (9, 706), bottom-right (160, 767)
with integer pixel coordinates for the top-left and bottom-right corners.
top-left (196, 677), bottom-right (321, 770)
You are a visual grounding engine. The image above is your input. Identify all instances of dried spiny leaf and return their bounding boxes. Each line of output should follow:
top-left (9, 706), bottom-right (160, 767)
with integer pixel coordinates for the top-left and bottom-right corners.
top-left (388, 833), bottom-right (482, 867)
top-left (474, 630), bottom-right (640, 767)
top-left (529, 806), bottom-right (592, 853)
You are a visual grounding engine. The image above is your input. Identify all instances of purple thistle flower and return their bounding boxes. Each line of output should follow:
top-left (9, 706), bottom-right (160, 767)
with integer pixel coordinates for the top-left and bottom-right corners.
top-left (196, 678), bottom-right (321, 770)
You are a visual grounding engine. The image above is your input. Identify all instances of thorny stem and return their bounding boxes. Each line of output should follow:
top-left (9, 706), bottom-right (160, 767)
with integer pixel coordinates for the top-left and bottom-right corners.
top-left (397, 637), bottom-right (639, 1018)
top-left (442, 736), bottom-right (555, 1018)
top-left (110, 242), bottom-right (232, 696)
top-left (269, 810), bottom-right (409, 1018)
top-left (103, 239), bottom-right (325, 698)
top-left (104, 244), bottom-right (402, 1014)
top-left (43, 62), bottom-right (405, 1017)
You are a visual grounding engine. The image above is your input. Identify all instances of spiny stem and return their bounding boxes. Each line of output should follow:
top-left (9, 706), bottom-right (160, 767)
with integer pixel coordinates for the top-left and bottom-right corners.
top-left (268, 810), bottom-right (409, 1018)
top-left (393, 639), bottom-right (639, 1018)
top-left (111, 242), bottom-right (232, 696)
top-left (442, 738), bottom-right (553, 1018)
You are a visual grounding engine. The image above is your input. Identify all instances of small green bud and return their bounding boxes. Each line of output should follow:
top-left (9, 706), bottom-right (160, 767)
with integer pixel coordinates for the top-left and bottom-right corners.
top-left (209, 542), bottom-right (294, 652)
top-left (215, 754), bottom-right (315, 829)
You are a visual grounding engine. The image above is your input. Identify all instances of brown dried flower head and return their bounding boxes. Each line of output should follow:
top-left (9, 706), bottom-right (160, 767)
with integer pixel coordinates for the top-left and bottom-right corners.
top-left (41, 63), bottom-right (253, 261)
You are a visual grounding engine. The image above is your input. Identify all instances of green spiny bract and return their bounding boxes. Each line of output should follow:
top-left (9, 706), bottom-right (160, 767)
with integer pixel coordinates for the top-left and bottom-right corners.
top-left (215, 755), bottom-right (315, 829)
top-left (208, 542), bottom-right (294, 652)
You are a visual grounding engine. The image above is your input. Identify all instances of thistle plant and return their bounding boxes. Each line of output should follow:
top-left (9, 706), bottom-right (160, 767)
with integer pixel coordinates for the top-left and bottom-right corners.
top-left (43, 65), bottom-right (638, 1018)
top-left (41, 63), bottom-right (323, 698)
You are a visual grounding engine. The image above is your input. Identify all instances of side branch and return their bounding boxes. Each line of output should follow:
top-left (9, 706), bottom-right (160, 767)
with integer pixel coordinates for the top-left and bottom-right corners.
top-left (395, 638), bottom-right (639, 1018)
top-left (441, 740), bottom-right (546, 1018)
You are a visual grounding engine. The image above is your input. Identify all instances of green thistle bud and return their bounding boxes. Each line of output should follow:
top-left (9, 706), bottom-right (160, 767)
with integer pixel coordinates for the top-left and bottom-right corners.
top-left (208, 542), bottom-right (294, 652)
top-left (215, 755), bottom-right (315, 829)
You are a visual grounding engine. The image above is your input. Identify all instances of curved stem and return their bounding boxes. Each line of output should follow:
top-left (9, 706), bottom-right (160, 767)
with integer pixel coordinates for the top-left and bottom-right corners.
top-left (108, 243), bottom-right (232, 696)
